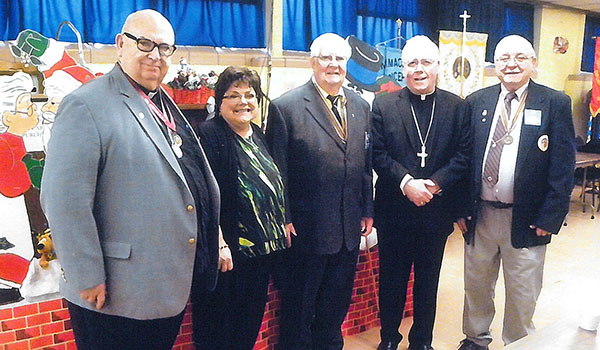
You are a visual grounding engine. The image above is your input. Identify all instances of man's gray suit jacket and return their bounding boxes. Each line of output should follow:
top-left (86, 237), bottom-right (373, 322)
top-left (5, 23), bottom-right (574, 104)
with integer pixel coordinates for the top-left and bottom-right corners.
top-left (41, 65), bottom-right (220, 320)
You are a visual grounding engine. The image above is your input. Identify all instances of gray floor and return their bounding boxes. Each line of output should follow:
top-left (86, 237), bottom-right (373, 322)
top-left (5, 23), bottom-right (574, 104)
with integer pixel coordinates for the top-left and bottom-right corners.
top-left (345, 187), bottom-right (600, 350)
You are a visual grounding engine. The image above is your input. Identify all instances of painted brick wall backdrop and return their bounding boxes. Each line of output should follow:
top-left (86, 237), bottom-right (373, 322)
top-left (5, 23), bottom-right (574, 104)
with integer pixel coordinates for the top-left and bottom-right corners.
top-left (1, 246), bottom-right (415, 350)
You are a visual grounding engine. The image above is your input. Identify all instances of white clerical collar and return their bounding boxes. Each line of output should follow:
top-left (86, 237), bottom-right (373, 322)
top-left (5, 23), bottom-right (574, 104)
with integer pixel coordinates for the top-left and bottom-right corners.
top-left (408, 88), bottom-right (436, 101)
top-left (420, 90), bottom-right (435, 101)
top-left (407, 87), bottom-right (435, 101)
top-left (501, 81), bottom-right (529, 101)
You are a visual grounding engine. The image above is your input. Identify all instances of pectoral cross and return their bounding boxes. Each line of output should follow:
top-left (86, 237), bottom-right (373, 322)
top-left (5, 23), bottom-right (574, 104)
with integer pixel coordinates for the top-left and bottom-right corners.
top-left (417, 145), bottom-right (428, 168)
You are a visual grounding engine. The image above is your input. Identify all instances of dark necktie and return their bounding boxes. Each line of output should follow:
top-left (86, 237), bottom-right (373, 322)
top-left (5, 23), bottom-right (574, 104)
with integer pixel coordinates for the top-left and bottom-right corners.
top-left (327, 94), bottom-right (343, 126)
top-left (483, 91), bottom-right (517, 186)
top-left (504, 91), bottom-right (517, 118)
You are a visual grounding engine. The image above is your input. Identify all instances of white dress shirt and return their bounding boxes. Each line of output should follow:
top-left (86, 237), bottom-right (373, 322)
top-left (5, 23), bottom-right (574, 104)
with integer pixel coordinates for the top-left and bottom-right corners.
top-left (481, 82), bottom-right (529, 203)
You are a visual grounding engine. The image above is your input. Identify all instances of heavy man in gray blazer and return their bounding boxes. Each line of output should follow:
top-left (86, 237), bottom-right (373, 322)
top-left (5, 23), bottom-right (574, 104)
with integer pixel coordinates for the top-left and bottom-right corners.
top-left (41, 9), bottom-right (220, 350)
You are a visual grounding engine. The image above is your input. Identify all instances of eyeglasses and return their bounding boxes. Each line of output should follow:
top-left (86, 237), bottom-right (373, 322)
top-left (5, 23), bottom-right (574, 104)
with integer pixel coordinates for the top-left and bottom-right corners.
top-left (495, 54), bottom-right (532, 66)
top-left (223, 92), bottom-right (257, 102)
top-left (316, 55), bottom-right (347, 65)
top-left (123, 32), bottom-right (177, 57)
top-left (405, 59), bottom-right (435, 69)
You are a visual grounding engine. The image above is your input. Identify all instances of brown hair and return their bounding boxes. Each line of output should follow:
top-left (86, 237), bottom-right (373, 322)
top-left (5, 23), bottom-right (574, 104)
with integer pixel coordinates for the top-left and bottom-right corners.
top-left (214, 66), bottom-right (265, 114)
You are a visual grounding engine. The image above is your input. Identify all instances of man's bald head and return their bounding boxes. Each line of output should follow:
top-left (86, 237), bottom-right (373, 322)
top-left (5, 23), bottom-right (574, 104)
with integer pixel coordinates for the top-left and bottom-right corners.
top-left (121, 9), bottom-right (174, 43)
top-left (116, 9), bottom-right (175, 90)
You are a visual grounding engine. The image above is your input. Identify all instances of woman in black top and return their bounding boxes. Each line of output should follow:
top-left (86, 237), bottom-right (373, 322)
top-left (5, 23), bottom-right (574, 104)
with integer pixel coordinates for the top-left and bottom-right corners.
top-left (192, 66), bottom-right (288, 350)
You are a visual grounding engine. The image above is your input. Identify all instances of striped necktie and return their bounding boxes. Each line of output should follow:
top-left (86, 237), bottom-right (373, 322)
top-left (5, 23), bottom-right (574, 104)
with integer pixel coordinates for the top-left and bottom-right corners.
top-left (483, 91), bottom-right (517, 186)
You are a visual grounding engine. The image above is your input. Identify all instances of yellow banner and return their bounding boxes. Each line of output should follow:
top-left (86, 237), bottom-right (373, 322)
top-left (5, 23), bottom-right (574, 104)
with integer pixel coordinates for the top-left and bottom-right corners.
top-left (438, 30), bottom-right (488, 97)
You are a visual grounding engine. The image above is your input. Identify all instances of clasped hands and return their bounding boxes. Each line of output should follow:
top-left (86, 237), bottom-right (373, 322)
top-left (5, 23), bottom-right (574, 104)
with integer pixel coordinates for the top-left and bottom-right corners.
top-left (404, 178), bottom-right (440, 207)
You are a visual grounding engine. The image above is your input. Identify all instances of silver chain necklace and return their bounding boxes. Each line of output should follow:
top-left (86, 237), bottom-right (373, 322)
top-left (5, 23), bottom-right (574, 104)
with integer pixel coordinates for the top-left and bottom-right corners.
top-left (409, 98), bottom-right (435, 168)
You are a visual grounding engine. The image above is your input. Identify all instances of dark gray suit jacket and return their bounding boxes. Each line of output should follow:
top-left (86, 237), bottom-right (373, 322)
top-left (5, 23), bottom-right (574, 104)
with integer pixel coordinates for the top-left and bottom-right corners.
top-left (464, 80), bottom-right (575, 248)
top-left (266, 81), bottom-right (373, 255)
top-left (41, 65), bottom-right (220, 319)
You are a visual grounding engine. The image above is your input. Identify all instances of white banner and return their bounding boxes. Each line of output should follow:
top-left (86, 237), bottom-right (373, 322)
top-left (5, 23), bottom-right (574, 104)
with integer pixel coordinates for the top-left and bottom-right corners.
top-left (438, 30), bottom-right (487, 97)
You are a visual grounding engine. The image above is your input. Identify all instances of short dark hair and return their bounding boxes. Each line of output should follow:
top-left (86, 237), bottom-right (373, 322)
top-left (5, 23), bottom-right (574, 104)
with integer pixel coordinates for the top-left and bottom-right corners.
top-left (214, 66), bottom-right (264, 114)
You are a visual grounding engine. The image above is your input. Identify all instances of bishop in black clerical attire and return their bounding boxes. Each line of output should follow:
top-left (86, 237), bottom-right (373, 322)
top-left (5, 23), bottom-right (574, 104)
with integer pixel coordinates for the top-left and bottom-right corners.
top-left (371, 35), bottom-right (471, 350)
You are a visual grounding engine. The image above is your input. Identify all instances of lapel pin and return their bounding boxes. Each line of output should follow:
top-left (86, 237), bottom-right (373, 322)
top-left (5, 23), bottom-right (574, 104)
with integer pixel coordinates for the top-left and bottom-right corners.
top-left (138, 112), bottom-right (145, 119)
top-left (538, 134), bottom-right (549, 152)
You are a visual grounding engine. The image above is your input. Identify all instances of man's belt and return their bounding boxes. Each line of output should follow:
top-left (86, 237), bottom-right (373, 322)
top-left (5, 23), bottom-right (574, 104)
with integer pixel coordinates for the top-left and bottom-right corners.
top-left (481, 200), bottom-right (514, 209)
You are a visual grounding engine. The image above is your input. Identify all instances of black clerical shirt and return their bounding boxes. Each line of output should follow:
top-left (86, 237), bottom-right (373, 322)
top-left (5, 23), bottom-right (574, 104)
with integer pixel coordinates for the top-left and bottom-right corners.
top-left (408, 89), bottom-right (436, 134)
top-left (152, 90), bottom-right (211, 275)
top-left (126, 72), bottom-right (211, 276)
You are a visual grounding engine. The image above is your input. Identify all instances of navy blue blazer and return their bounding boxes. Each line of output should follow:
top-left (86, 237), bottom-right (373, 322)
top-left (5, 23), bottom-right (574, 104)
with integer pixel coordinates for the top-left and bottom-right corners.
top-left (464, 80), bottom-right (575, 248)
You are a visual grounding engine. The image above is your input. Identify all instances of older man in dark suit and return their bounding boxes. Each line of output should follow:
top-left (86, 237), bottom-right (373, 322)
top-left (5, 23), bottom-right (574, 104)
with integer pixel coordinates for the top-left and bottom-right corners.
top-left (371, 35), bottom-right (471, 350)
top-left (456, 35), bottom-right (575, 350)
top-left (41, 9), bottom-right (220, 350)
top-left (266, 32), bottom-right (373, 350)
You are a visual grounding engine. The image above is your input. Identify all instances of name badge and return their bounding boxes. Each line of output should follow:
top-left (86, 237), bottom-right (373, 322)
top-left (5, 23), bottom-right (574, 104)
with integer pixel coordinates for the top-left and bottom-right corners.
top-left (524, 109), bottom-right (542, 126)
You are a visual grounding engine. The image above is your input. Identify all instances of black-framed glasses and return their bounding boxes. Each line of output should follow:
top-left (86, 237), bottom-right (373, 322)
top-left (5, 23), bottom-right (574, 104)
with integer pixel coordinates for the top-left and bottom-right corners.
top-left (123, 32), bottom-right (176, 57)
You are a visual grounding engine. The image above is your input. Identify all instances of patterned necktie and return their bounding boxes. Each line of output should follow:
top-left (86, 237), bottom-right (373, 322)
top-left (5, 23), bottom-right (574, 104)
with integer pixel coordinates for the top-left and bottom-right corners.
top-left (327, 94), bottom-right (343, 126)
top-left (483, 91), bottom-right (517, 186)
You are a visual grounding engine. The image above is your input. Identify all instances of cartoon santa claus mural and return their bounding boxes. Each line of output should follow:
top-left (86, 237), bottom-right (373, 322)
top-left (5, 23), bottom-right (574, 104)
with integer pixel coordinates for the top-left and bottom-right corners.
top-left (0, 74), bottom-right (37, 305)
top-left (0, 29), bottom-right (95, 305)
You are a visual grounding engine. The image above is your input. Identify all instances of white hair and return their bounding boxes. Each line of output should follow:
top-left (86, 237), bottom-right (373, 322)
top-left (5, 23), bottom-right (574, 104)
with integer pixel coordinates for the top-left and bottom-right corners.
top-left (494, 35), bottom-right (536, 61)
top-left (310, 33), bottom-right (352, 59)
top-left (402, 35), bottom-right (439, 64)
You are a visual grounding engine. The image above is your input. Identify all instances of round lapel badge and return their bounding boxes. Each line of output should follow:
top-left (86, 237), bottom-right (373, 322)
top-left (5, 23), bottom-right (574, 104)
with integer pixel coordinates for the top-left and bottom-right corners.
top-left (538, 134), bottom-right (549, 152)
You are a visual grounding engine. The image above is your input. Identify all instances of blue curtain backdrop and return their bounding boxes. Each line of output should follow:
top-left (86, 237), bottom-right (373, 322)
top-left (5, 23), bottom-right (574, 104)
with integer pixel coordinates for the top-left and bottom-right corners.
top-left (582, 16), bottom-right (600, 73)
top-left (435, 0), bottom-right (533, 62)
top-left (2, 0), bottom-right (535, 53)
top-left (0, 0), bottom-right (265, 48)
top-left (356, 0), bottom-right (430, 49)
top-left (284, 0), bottom-right (431, 51)
top-left (282, 0), bottom-right (532, 59)
top-left (0, 1), bottom-right (7, 40)
top-left (283, 0), bottom-right (358, 52)
top-left (357, 16), bottom-right (425, 49)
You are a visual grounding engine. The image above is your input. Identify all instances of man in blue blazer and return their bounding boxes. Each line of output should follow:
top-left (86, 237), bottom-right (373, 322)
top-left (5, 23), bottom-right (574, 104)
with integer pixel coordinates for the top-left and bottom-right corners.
top-left (41, 9), bottom-right (220, 350)
top-left (456, 35), bottom-right (575, 350)
top-left (266, 33), bottom-right (374, 350)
